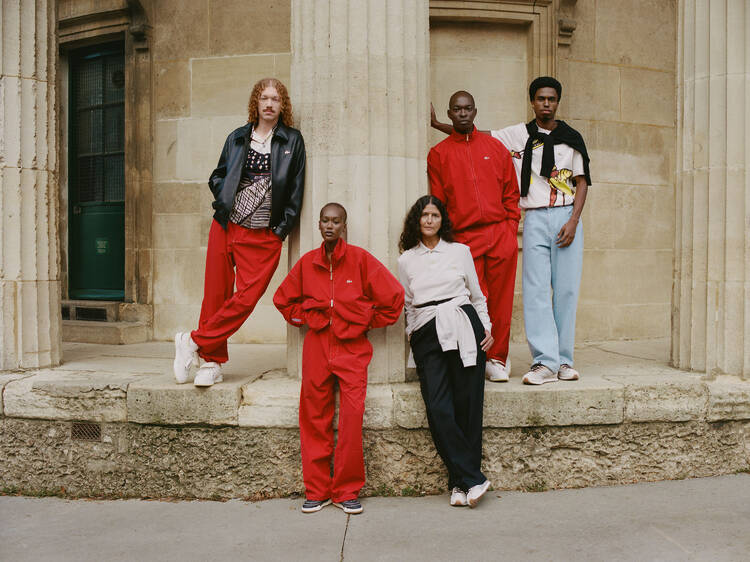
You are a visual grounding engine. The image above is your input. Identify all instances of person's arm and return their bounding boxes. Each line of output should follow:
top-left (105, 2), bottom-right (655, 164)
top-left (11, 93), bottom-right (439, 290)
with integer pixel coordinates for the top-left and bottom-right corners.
top-left (556, 176), bottom-right (588, 247)
top-left (397, 257), bottom-right (417, 336)
top-left (273, 134), bottom-right (307, 240)
top-left (365, 255), bottom-right (405, 329)
top-left (208, 134), bottom-right (232, 197)
top-left (427, 149), bottom-right (447, 201)
top-left (460, 246), bottom-right (494, 352)
top-left (272, 259), bottom-right (306, 326)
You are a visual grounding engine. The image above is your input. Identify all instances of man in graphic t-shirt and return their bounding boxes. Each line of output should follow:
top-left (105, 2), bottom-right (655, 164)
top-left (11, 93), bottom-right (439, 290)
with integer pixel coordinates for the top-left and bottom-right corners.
top-left (432, 76), bottom-right (591, 385)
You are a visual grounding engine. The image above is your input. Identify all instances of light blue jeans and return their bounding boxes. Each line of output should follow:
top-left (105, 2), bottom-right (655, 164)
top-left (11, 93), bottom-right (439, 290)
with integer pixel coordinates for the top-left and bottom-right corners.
top-left (522, 205), bottom-right (583, 372)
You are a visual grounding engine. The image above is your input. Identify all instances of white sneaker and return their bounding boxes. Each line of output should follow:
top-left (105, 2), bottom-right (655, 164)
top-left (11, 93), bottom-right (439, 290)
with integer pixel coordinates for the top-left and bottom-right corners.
top-left (450, 487), bottom-right (468, 507)
top-left (467, 480), bottom-right (490, 508)
top-left (522, 363), bottom-right (558, 385)
top-left (485, 358), bottom-right (510, 382)
top-left (558, 363), bottom-right (580, 381)
top-left (194, 362), bottom-right (223, 387)
top-left (173, 332), bottom-right (199, 384)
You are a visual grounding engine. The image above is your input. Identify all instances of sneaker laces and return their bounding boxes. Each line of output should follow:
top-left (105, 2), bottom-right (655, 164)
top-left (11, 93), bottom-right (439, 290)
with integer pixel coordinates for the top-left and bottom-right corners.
top-left (530, 363), bottom-right (548, 372)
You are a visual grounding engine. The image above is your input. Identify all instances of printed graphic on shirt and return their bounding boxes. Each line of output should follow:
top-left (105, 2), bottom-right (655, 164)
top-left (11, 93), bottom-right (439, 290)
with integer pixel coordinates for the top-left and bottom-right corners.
top-left (509, 146), bottom-right (575, 198)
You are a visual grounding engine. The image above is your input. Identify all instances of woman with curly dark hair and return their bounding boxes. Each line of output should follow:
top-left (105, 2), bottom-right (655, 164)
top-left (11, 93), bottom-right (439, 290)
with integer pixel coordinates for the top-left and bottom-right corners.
top-left (173, 77), bottom-right (305, 387)
top-left (397, 195), bottom-right (493, 508)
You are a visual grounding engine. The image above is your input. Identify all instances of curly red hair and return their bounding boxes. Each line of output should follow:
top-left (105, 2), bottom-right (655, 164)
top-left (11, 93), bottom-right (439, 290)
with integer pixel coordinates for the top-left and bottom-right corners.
top-left (247, 78), bottom-right (294, 128)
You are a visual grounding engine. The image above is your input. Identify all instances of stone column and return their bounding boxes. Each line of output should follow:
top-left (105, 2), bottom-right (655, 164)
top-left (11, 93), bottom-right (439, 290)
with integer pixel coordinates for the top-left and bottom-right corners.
top-left (673, 0), bottom-right (749, 378)
top-left (289, 0), bottom-right (429, 382)
top-left (0, 0), bottom-right (61, 370)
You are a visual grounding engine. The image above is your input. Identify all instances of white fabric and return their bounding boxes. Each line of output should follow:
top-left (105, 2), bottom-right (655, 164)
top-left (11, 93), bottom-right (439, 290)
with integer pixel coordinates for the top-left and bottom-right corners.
top-left (397, 239), bottom-right (491, 367)
top-left (491, 123), bottom-right (584, 210)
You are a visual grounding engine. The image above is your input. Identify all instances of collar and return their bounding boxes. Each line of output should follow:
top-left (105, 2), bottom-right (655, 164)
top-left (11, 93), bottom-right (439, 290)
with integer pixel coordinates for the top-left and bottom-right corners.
top-left (414, 238), bottom-right (448, 255)
top-left (449, 125), bottom-right (477, 143)
top-left (312, 237), bottom-right (348, 268)
top-left (235, 122), bottom-right (289, 144)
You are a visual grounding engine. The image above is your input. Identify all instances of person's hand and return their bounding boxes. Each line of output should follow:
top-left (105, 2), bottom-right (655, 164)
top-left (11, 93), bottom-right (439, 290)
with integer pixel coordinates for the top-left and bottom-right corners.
top-left (480, 330), bottom-right (494, 352)
top-left (556, 219), bottom-right (578, 247)
top-left (430, 102), bottom-right (438, 127)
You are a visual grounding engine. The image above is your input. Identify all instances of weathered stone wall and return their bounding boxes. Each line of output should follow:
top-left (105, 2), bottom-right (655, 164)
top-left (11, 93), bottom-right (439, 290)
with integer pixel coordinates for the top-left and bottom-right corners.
top-left (1, 418), bottom-right (747, 499)
top-left (556, 0), bottom-right (677, 342)
top-left (150, 0), bottom-right (293, 343)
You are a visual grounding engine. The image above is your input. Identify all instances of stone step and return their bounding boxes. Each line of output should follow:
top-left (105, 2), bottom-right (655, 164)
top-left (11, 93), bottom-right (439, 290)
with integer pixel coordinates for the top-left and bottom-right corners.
top-left (62, 320), bottom-right (150, 345)
top-left (62, 300), bottom-right (121, 322)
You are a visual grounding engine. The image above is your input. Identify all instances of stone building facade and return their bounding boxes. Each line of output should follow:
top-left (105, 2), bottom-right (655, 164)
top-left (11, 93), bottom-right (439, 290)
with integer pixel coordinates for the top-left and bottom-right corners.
top-left (1, 0), bottom-right (748, 380)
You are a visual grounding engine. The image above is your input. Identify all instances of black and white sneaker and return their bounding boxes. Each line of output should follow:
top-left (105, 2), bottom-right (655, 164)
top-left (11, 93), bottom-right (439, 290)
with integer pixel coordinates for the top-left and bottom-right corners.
top-left (333, 499), bottom-right (363, 514)
top-left (301, 499), bottom-right (331, 513)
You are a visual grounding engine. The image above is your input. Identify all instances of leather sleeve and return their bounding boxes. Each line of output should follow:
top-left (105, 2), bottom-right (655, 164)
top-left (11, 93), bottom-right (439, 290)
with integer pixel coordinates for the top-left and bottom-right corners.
top-left (208, 133), bottom-right (232, 198)
top-left (273, 134), bottom-right (306, 240)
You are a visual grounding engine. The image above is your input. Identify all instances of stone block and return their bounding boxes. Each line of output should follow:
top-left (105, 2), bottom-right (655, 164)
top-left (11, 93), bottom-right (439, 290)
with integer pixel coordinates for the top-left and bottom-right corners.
top-left (565, 0), bottom-right (596, 62)
top-left (153, 214), bottom-right (202, 250)
top-left (231, 303), bottom-right (287, 344)
top-left (153, 0), bottom-right (209, 61)
top-left (620, 68), bottom-right (676, 127)
top-left (175, 118), bottom-right (215, 182)
top-left (152, 183), bottom-right (202, 215)
top-left (483, 377), bottom-right (624, 427)
top-left (707, 377), bottom-right (750, 421)
top-left (622, 375), bottom-right (708, 422)
top-left (208, 0), bottom-right (291, 55)
top-left (0, 374), bottom-right (33, 415)
top-left (392, 383), bottom-right (428, 429)
top-left (588, 121), bottom-right (674, 186)
top-left (565, 61), bottom-right (621, 122)
top-left (363, 384), bottom-right (396, 429)
top-left (191, 56), bottom-right (276, 117)
top-left (596, 0), bottom-right (676, 71)
top-left (127, 373), bottom-right (250, 426)
top-left (152, 304), bottom-right (201, 341)
top-left (154, 61), bottom-right (190, 118)
top-left (576, 303), bottom-right (670, 343)
top-left (62, 321), bottom-right (150, 345)
top-left (580, 249), bottom-right (672, 306)
top-left (3, 370), bottom-right (144, 422)
top-left (239, 372), bottom-right (299, 428)
top-left (153, 120), bottom-right (177, 182)
top-left (583, 184), bottom-right (674, 250)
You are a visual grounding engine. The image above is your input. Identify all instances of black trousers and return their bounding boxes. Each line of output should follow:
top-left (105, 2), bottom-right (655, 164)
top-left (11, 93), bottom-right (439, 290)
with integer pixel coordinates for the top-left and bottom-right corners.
top-left (410, 304), bottom-right (487, 491)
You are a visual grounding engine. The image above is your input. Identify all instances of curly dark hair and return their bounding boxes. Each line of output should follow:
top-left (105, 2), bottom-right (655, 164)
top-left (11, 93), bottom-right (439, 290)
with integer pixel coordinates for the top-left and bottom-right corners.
top-left (399, 195), bottom-right (455, 253)
top-left (247, 77), bottom-right (294, 127)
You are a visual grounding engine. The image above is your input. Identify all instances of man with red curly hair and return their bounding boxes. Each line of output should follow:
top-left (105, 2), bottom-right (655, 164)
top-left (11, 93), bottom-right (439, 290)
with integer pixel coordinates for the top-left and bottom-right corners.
top-left (173, 77), bottom-right (306, 387)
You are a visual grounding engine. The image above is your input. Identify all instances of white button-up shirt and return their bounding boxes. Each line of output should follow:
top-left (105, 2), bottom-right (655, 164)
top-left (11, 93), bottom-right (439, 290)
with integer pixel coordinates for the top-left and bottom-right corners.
top-left (397, 239), bottom-right (491, 366)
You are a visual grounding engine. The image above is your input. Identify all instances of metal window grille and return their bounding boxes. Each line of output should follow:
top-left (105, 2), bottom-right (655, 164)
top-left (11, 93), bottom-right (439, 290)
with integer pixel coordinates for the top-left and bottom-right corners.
top-left (71, 422), bottom-right (101, 442)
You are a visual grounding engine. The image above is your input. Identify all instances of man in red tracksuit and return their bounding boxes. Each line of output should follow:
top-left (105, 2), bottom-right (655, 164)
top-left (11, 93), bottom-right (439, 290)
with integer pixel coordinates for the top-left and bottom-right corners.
top-left (273, 203), bottom-right (404, 515)
top-left (428, 90), bottom-right (520, 383)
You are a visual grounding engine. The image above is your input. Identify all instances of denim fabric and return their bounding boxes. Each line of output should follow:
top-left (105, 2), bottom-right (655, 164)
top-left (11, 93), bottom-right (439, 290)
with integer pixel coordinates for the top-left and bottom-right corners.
top-left (522, 205), bottom-right (583, 372)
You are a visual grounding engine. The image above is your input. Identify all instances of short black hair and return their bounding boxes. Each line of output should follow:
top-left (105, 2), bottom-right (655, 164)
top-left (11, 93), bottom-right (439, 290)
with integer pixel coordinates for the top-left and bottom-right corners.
top-left (449, 90), bottom-right (475, 107)
top-left (528, 76), bottom-right (562, 101)
top-left (320, 202), bottom-right (347, 222)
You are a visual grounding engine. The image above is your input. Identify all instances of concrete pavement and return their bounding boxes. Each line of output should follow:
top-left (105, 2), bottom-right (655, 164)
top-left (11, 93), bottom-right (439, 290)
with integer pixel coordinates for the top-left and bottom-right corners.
top-left (1, 474), bottom-right (749, 561)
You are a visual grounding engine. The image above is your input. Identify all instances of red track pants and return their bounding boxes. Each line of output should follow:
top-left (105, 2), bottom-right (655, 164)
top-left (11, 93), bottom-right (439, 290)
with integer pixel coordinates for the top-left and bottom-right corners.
top-left (191, 220), bottom-right (282, 363)
top-left (459, 221), bottom-right (518, 364)
top-left (299, 328), bottom-right (373, 502)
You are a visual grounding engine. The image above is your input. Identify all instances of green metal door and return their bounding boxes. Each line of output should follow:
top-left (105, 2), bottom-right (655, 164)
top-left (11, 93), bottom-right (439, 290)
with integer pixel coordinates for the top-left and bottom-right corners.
top-left (69, 44), bottom-right (125, 300)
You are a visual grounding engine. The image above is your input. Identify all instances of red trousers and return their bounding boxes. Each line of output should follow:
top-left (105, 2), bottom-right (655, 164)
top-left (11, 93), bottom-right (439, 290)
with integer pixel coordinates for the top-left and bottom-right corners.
top-left (457, 221), bottom-right (518, 364)
top-left (300, 328), bottom-right (373, 502)
top-left (191, 220), bottom-right (282, 363)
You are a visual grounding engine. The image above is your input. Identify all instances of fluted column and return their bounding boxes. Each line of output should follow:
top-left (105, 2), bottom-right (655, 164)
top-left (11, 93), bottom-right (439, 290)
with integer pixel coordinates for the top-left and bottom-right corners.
top-left (289, 0), bottom-right (429, 382)
top-left (0, 0), bottom-right (61, 370)
top-left (673, 0), bottom-right (749, 378)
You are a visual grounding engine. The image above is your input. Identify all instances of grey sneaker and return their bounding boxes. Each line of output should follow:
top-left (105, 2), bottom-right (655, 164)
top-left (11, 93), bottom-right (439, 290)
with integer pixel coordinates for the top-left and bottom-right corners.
top-left (301, 499), bottom-right (331, 513)
top-left (450, 487), bottom-right (468, 507)
top-left (333, 499), bottom-right (363, 514)
top-left (485, 358), bottom-right (510, 382)
top-left (522, 363), bottom-right (557, 385)
top-left (467, 480), bottom-right (491, 508)
top-left (558, 364), bottom-right (580, 381)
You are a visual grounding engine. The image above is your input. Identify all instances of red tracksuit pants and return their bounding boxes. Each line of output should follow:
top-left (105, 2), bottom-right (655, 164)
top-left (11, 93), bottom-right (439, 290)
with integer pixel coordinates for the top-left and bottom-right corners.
top-left (300, 327), bottom-right (373, 502)
top-left (460, 221), bottom-right (518, 364)
top-left (191, 220), bottom-right (282, 363)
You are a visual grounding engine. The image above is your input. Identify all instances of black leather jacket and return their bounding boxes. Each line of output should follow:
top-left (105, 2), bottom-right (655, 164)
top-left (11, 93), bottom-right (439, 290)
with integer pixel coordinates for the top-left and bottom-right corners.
top-left (208, 122), bottom-right (306, 240)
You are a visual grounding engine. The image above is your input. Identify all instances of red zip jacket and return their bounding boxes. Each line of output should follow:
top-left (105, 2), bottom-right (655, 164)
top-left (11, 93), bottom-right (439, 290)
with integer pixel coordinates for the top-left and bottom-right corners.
top-left (274, 238), bottom-right (405, 340)
top-left (428, 126), bottom-right (520, 233)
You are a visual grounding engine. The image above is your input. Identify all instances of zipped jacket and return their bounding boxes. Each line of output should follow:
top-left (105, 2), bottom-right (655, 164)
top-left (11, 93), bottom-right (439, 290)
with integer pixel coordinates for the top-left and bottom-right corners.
top-left (273, 238), bottom-right (405, 340)
top-left (208, 122), bottom-right (306, 240)
top-left (427, 126), bottom-right (520, 233)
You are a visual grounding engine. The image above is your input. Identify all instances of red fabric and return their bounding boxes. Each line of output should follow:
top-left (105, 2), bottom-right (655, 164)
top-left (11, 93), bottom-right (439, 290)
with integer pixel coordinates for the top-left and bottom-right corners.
top-left (428, 126), bottom-right (520, 233)
top-left (428, 127), bottom-right (520, 364)
top-left (463, 221), bottom-right (518, 363)
top-left (274, 238), bottom-right (404, 501)
top-left (191, 220), bottom-right (282, 363)
top-left (273, 238), bottom-right (405, 340)
top-left (299, 329), bottom-right (372, 502)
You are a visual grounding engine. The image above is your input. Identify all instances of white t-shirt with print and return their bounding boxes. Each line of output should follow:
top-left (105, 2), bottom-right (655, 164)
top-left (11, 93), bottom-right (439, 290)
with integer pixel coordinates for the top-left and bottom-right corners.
top-left (491, 123), bottom-right (584, 210)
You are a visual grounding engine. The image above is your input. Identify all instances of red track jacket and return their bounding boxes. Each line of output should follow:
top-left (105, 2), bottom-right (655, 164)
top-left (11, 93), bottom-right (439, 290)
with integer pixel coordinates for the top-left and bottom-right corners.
top-left (274, 238), bottom-right (404, 340)
top-left (428, 127), bottom-right (520, 233)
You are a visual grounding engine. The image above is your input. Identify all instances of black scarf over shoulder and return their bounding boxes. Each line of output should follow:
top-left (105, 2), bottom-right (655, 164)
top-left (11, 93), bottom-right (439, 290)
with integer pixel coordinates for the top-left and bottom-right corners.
top-left (520, 120), bottom-right (591, 197)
